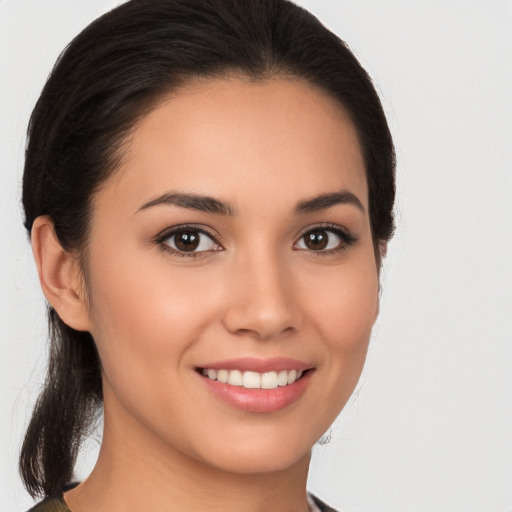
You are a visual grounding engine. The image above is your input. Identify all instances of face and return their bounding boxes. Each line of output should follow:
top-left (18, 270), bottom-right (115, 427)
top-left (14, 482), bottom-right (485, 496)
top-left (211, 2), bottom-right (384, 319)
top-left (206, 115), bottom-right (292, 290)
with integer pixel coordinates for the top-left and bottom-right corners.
top-left (82, 77), bottom-right (379, 475)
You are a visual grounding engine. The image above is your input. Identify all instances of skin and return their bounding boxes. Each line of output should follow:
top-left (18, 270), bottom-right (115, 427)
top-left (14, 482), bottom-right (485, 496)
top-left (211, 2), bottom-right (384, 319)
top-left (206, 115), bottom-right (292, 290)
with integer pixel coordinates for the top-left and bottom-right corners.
top-left (33, 77), bottom-right (380, 512)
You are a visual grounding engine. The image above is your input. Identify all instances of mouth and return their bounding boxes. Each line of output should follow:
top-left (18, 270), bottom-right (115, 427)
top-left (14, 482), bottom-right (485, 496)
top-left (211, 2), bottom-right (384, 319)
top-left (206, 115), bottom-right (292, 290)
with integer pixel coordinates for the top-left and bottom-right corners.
top-left (198, 368), bottom-right (307, 389)
top-left (195, 358), bottom-right (314, 413)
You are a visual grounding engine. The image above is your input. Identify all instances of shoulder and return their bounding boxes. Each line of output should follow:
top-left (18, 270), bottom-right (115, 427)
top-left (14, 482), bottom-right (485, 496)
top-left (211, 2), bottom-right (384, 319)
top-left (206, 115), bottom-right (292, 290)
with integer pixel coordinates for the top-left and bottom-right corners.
top-left (26, 496), bottom-right (70, 512)
top-left (308, 493), bottom-right (341, 512)
top-left (26, 483), bottom-right (77, 512)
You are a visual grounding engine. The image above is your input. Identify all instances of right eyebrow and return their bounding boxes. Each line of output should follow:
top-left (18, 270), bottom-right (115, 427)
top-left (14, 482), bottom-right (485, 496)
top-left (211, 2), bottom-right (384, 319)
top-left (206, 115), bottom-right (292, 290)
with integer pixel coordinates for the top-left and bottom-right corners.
top-left (136, 192), bottom-right (235, 216)
top-left (294, 190), bottom-right (365, 215)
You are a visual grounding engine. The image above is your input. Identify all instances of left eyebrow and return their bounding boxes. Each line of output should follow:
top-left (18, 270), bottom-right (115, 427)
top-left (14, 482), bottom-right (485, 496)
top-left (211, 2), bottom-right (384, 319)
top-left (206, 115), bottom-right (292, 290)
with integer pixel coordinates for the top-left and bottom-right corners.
top-left (136, 192), bottom-right (235, 216)
top-left (294, 190), bottom-right (365, 214)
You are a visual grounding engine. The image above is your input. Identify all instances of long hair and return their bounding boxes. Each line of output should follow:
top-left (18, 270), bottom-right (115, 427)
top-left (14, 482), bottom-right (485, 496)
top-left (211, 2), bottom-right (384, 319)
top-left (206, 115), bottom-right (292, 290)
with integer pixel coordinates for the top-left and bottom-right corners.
top-left (20, 0), bottom-right (395, 498)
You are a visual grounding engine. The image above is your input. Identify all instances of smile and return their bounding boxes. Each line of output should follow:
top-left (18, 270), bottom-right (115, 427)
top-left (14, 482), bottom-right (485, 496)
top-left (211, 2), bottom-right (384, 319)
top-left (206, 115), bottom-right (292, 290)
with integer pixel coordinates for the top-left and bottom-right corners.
top-left (196, 359), bottom-right (313, 413)
top-left (200, 368), bottom-right (304, 389)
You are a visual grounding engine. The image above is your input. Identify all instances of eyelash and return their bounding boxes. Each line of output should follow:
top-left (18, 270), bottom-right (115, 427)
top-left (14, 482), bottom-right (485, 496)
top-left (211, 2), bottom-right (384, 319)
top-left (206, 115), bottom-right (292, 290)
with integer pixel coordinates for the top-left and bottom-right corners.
top-left (295, 223), bottom-right (358, 255)
top-left (154, 223), bottom-right (358, 259)
top-left (154, 224), bottom-right (222, 259)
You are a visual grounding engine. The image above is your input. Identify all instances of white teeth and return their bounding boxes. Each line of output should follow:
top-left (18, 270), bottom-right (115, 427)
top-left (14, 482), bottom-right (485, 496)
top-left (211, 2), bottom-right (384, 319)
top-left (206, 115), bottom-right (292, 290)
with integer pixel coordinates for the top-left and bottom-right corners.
top-left (227, 369), bottom-right (243, 386)
top-left (217, 369), bottom-right (229, 383)
top-left (277, 370), bottom-right (288, 386)
top-left (242, 371), bottom-right (261, 389)
top-left (287, 369), bottom-right (297, 384)
top-left (261, 371), bottom-right (278, 389)
top-left (202, 368), bottom-right (304, 389)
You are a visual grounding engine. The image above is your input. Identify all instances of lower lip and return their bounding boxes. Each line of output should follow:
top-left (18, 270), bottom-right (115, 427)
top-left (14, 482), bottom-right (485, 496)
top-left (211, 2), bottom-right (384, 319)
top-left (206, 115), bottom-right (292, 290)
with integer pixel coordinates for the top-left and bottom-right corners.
top-left (198, 370), bottom-right (312, 413)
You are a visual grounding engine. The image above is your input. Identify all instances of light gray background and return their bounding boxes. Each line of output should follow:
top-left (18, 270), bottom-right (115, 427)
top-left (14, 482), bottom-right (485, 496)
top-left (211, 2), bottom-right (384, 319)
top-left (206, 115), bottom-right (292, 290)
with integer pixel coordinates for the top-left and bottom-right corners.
top-left (1, 1), bottom-right (511, 511)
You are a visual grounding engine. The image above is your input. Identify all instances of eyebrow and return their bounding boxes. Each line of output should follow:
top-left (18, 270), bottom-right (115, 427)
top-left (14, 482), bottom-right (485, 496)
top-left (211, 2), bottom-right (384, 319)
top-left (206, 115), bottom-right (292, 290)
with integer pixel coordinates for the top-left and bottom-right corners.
top-left (137, 189), bottom-right (364, 216)
top-left (137, 192), bottom-right (235, 216)
top-left (293, 190), bottom-right (364, 214)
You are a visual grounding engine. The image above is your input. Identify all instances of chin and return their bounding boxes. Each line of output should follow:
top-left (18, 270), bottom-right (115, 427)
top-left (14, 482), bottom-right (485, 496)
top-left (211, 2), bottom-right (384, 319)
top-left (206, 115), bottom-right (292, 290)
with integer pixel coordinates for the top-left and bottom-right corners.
top-left (202, 443), bottom-right (312, 476)
top-left (184, 418), bottom-right (325, 476)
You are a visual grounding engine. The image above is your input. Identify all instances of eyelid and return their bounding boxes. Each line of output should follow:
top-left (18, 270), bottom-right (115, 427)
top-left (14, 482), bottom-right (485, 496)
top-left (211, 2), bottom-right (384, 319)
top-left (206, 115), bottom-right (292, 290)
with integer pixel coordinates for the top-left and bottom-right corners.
top-left (294, 223), bottom-right (358, 252)
top-left (152, 222), bottom-right (357, 258)
top-left (154, 223), bottom-right (224, 255)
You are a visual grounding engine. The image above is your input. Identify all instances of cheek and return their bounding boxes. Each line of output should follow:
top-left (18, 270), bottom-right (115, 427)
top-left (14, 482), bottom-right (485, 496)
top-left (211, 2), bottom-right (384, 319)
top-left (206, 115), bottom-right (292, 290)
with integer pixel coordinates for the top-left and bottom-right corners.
top-left (309, 258), bottom-right (378, 338)
top-left (304, 255), bottom-right (379, 382)
top-left (85, 250), bottom-right (215, 378)
top-left (84, 254), bottom-right (220, 435)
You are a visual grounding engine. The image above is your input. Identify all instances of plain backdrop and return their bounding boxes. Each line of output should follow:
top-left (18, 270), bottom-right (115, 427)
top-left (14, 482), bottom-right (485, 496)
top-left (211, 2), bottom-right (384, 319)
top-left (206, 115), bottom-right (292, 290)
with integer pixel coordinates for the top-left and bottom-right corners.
top-left (1, 1), bottom-right (511, 511)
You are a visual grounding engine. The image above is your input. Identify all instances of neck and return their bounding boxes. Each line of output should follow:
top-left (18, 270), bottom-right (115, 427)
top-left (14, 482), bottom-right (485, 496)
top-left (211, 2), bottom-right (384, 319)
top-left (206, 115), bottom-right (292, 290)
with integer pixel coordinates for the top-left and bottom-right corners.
top-left (65, 406), bottom-right (312, 512)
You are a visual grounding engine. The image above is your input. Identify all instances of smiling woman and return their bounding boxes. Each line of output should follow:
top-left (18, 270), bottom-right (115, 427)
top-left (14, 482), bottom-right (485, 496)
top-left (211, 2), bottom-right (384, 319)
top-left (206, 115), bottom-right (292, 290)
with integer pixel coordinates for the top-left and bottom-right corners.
top-left (19, 1), bottom-right (395, 512)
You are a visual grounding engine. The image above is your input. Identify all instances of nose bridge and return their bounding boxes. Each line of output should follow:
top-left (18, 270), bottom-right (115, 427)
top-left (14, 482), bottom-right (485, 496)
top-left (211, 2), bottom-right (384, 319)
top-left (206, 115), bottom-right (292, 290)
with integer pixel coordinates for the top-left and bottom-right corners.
top-left (222, 242), bottom-right (299, 339)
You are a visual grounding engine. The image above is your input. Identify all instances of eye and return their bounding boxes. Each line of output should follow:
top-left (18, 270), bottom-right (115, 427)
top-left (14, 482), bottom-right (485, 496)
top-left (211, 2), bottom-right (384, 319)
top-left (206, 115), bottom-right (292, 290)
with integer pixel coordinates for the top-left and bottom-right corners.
top-left (157, 226), bottom-right (221, 255)
top-left (295, 226), bottom-right (357, 253)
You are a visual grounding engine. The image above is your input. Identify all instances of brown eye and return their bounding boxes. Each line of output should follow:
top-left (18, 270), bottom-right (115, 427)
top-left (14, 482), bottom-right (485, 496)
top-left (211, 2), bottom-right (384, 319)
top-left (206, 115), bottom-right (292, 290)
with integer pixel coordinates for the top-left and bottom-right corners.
top-left (162, 229), bottom-right (220, 254)
top-left (303, 230), bottom-right (329, 250)
top-left (174, 231), bottom-right (200, 251)
top-left (295, 226), bottom-right (354, 253)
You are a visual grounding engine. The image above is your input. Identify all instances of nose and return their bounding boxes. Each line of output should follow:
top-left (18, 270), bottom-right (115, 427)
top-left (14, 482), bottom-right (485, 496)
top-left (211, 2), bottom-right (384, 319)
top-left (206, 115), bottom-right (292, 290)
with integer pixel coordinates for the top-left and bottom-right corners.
top-left (221, 249), bottom-right (301, 340)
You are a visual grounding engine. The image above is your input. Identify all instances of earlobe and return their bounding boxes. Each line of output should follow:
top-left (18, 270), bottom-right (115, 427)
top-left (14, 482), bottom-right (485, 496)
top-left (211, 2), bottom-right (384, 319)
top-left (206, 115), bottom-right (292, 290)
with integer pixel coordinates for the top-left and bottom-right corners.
top-left (374, 242), bottom-right (387, 323)
top-left (379, 241), bottom-right (388, 259)
top-left (31, 216), bottom-right (91, 332)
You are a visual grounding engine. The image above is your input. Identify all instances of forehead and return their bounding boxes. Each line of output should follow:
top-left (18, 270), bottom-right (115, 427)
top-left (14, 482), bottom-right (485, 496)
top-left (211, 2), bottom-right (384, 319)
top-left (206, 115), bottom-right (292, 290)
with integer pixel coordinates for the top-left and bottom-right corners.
top-left (96, 77), bottom-right (368, 216)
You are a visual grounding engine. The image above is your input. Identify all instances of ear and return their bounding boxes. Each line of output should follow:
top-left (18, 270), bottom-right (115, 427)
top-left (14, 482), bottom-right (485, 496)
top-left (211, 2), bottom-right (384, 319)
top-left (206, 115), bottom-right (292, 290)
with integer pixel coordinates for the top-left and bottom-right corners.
top-left (379, 240), bottom-right (388, 259)
top-left (374, 241), bottom-right (388, 321)
top-left (31, 216), bottom-right (91, 332)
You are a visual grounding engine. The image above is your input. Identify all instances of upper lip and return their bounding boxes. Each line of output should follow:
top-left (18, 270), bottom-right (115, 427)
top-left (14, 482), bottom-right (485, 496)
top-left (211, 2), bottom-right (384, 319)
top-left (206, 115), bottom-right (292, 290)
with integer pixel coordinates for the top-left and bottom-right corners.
top-left (196, 357), bottom-right (312, 373)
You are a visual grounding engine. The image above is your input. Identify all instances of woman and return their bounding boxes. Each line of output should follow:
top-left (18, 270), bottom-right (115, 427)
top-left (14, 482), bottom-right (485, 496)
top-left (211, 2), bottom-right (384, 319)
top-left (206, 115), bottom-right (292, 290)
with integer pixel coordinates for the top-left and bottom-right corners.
top-left (20, 0), bottom-right (395, 511)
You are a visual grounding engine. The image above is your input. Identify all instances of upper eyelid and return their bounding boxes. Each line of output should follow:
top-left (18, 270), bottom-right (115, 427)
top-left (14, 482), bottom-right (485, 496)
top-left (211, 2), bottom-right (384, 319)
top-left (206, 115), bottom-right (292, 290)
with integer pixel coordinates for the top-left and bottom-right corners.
top-left (155, 223), bottom-right (223, 245)
top-left (154, 222), bottom-right (356, 248)
top-left (295, 222), bottom-right (355, 239)
top-left (294, 223), bottom-right (358, 250)
top-left (155, 226), bottom-right (224, 258)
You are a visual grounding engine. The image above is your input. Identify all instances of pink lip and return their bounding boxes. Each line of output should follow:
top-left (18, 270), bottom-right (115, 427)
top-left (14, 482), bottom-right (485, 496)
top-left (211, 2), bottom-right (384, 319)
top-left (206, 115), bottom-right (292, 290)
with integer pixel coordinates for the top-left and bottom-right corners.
top-left (195, 357), bottom-right (314, 413)
top-left (196, 357), bottom-right (311, 373)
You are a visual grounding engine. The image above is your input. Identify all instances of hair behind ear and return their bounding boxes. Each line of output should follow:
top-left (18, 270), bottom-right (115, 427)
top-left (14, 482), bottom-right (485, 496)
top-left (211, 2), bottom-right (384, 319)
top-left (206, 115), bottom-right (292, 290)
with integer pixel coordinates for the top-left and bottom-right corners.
top-left (20, 312), bottom-right (102, 497)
